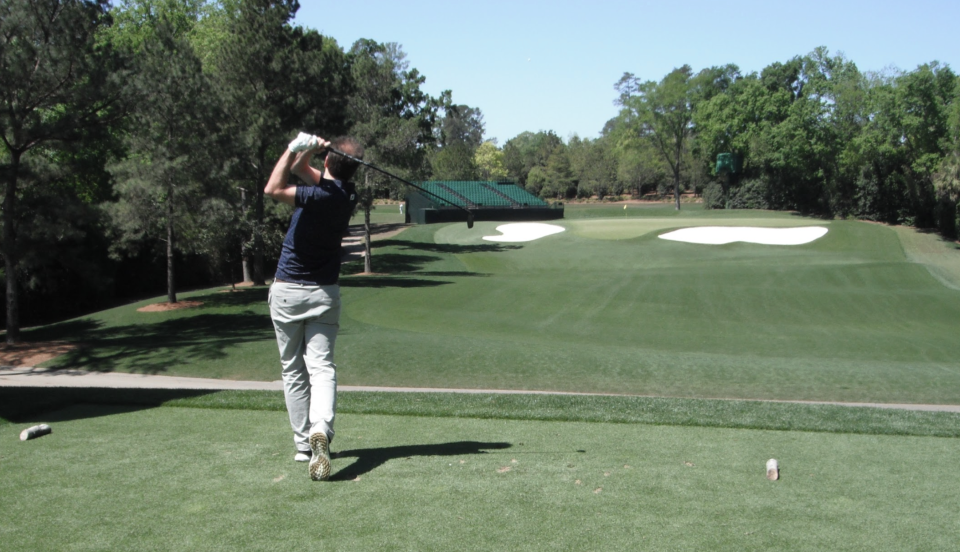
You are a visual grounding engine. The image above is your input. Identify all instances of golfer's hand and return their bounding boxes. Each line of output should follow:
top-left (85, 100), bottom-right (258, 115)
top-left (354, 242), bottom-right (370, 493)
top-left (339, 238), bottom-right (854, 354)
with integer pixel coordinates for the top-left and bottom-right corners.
top-left (289, 132), bottom-right (328, 153)
top-left (312, 137), bottom-right (331, 152)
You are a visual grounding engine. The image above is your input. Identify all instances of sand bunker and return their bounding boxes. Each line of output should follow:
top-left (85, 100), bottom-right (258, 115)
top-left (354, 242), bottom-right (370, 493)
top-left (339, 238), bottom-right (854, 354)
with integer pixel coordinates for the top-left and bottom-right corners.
top-left (659, 226), bottom-right (828, 245)
top-left (483, 223), bottom-right (566, 242)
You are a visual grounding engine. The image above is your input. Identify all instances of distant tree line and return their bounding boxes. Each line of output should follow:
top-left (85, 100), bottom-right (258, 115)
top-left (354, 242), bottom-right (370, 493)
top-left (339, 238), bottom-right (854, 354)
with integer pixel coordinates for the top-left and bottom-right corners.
top-left (0, 0), bottom-right (484, 340)
top-left (3, 1), bottom-right (958, 341)
top-left (481, 48), bottom-right (959, 241)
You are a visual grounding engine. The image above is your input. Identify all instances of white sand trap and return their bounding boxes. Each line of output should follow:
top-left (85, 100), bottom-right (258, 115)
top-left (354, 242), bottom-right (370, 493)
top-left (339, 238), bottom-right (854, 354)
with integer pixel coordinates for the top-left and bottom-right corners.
top-left (658, 226), bottom-right (828, 245)
top-left (483, 222), bottom-right (565, 242)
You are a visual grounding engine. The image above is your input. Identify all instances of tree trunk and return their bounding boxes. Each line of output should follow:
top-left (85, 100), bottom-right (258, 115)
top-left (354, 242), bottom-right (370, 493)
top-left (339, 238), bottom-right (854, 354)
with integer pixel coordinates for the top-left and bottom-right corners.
top-left (673, 143), bottom-right (682, 210)
top-left (363, 205), bottom-right (373, 274)
top-left (253, 194), bottom-right (265, 285)
top-left (239, 187), bottom-right (253, 283)
top-left (242, 255), bottom-right (253, 283)
top-left (167, 195), bottom-right (177, 304)
top-left (674, 173), bottom-right (681, 210)
top-left (252, 151), bottom-right (266, 286)
top-left (3, 152), bottom-right (21, 344)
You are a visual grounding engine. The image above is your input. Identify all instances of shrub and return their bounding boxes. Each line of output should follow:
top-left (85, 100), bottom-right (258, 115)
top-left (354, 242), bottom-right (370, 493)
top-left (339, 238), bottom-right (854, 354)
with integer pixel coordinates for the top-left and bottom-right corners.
top-left (702, 181), bottom-right (725, 209)
top-left (729, 178), bottom-right (771, 210)
top-left (935, 196), bottom-right (958, 240)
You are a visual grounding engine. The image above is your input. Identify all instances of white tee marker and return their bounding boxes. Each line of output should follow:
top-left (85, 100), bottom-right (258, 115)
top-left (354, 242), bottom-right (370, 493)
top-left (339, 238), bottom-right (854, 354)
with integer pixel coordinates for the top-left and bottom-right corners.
top-left (766, 458), bottom-right (780, 481)
top-left (659, 226), bottom-right (828, 245)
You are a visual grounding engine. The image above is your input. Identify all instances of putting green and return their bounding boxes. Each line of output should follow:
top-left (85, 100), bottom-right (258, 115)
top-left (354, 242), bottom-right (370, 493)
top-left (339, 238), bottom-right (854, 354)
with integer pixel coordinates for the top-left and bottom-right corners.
top-left (568, 217), bottom-right (830, 241)
top-left (437, 216), bottom-right (828, 243)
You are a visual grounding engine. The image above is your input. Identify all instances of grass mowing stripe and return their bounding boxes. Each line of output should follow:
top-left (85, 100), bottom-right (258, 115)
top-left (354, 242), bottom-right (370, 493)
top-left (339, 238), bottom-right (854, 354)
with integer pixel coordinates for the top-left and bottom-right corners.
top-left (337, 392), bottom-right (960, 438)
top-left (6, 406), bottom-right (958, 551)
top-left (28, 210), bottom-right (960, 405)
top-left (4, 388), bottom-right (959, 438)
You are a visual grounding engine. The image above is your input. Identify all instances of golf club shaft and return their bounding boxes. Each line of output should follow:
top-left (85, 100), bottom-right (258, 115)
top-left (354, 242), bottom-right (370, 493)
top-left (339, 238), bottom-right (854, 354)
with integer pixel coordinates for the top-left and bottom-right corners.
top-left (327, 148), bottom-right (474, 227)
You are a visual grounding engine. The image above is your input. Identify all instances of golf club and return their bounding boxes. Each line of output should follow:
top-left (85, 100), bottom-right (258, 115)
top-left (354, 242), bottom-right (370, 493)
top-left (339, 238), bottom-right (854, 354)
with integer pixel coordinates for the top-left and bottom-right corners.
top-left (327, 148), bottom-right (475, 229)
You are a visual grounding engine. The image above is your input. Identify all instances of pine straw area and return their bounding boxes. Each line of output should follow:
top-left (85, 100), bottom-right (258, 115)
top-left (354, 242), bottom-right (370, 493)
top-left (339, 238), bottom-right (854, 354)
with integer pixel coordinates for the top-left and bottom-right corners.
top-left (136, 300), bottom-right (203, 313)
top-left (0, 341), bottom-right (79, 367)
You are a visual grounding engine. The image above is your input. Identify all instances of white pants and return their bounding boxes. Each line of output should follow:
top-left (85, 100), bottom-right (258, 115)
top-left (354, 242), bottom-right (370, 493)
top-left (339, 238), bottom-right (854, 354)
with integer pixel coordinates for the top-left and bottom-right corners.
top-left (268, 281), bottom-right (341, 452)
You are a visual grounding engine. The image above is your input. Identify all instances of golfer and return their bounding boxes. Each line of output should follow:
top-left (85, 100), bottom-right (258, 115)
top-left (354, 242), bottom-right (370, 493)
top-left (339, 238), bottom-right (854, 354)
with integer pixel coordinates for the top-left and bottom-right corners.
top-left (264, 133), bottom-right (363, 481)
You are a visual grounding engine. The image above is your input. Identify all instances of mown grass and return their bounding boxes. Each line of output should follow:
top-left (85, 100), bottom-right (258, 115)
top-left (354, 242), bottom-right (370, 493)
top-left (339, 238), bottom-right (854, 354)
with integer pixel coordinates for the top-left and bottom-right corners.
top-left (8, 203), bottom-right (960, 550)
top-left (3, 403), bottom-right (958, 551)
top-left (27, 207), bottom-right (960, 405)
top-left (4, 388), bottom-right (959, 439)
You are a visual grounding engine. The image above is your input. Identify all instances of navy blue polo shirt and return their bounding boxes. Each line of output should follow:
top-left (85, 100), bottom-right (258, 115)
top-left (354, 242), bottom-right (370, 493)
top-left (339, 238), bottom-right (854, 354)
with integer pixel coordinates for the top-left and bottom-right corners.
top-left (274, 178), bottom-right (358, 285)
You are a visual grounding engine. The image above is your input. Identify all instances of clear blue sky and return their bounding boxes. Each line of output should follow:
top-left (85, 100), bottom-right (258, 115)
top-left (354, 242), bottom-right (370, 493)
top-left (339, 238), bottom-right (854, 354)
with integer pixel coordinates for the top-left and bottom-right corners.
top-left (294, 0), bottom-right (959, 145)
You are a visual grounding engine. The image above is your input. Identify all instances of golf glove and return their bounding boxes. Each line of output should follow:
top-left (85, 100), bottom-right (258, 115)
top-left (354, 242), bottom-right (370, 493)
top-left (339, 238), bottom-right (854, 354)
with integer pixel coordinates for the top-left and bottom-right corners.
top-left (289, 132), bottom-right (321, 153)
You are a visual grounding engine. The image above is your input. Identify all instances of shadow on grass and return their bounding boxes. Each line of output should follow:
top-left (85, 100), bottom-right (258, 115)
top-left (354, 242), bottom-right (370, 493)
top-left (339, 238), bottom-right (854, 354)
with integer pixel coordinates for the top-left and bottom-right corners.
top-left (345, 251), bottom-right (468, 275)
top-left (329, 441), bottom-right (512, 482)
top-left (377, 239), bottom-right (522, 255)
top-left (0, 387), bottom-right (216, 424)
top-left (340, 275), bottom-right (453, 289)
top-left (343, 238), bottom-right (517, 277)
top-left (197, 286), bottom-right (269, 309)
top-left (23, 312), bottom-right (274, 374)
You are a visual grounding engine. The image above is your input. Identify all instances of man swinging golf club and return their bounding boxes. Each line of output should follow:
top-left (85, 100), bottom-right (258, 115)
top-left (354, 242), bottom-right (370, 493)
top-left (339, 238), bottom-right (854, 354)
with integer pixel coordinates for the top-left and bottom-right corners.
top-left (264, 132), bottom-right (363, 481)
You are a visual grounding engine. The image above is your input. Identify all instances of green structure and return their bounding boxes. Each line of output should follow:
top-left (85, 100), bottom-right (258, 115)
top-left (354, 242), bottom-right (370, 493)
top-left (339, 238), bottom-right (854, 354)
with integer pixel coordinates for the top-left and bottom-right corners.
top-left (714, 153), bottom-right (743, 209)
top-left (715, 152), bottom-right (742, 175)
top-left (405, 181), bottom-right (563, 225)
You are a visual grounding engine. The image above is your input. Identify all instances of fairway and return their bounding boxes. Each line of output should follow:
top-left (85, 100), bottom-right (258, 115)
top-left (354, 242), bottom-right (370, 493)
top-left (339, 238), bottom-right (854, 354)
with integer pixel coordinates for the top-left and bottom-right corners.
top-left (2, 403), bottom-right (957, 551)
top-left (338, 208), bottom-right (960, 404)
top-left (33, 207), bottom-right (960, 405)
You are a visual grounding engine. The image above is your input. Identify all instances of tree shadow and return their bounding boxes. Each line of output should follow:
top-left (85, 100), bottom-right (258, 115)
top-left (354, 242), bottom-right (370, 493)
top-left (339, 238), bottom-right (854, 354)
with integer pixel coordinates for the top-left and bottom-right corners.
top-left (23, 312), bottom-right (274, 374)
top-left (340, 276), bottom-right (454, 289)
top-left (417, 271), bottom-right (490, 277)
top-left (0, 387), bottom-right (216, 424)
top-left (346, 222), bottom-right (409, 237)
top-left (328, 441), bottom-right (512, 482)
top-left (197, 287), bottom-right (270, 309)
top-left (377, 239), bottom-right (522, 255)
top-left (344, 239), bottom-right (519, 276)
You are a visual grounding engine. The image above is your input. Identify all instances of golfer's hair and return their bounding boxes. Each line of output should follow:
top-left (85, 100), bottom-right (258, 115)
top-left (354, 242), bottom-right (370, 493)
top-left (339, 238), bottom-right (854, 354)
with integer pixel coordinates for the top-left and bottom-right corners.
top-left (325, 136), bottom-right (364, 181)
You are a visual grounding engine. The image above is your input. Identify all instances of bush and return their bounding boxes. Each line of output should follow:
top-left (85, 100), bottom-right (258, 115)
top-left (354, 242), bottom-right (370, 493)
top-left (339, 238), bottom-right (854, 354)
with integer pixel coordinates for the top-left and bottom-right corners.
top-left (702, 181), bottom-right (725, 209)
top-left (935, 196), bottom-right (959, 240)
top-left (729, 178), bottom-right (771, 210)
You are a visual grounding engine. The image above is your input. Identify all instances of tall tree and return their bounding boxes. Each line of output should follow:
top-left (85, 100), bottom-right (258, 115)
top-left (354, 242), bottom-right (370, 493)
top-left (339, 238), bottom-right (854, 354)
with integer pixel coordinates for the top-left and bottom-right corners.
top-left (474, 141), bottom-right (508, 181)
top-left (534, 143), bottom-right (574, 199)
top-left (933, 74), bottom-right (960, 237)
top-left (853, 62), bottom-right (957, 226)
top-left (107, 0), bottom-right (223, 304)
top-left (437, 104), bottom-right (484, 149)
top-left (346, 39), bottom-right (438, 273)
top-left (429, 101), bottom-right (484, 180)
top-left (429, 143), bottom-right (479, 180)
top-left (501, 131), bottom-right (562, 188)
top-left (204, 0), bottom-right (349, 284)
top-left (569, 136), bottom-right (620, 199)
top-left (0, 0), bottom-right (120, 343)
top-left (693, 52), bottom-right (861, 214)
top-left (616, 66), bottom-right (698, 210)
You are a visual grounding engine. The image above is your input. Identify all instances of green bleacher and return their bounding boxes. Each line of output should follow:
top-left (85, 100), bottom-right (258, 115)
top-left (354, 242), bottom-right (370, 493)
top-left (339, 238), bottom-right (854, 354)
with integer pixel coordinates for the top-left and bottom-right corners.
top-left (488, 182), bottom-right (549, 206)
top-left (407, 180), bottom-right (562, 224)
top-left (416, 182), bottom-right (461, 207)
top-left (416, 181), bottom-right (548, 209)
top-left (440, 181), bottom-right (511, 207)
